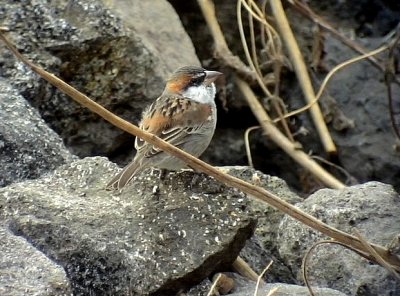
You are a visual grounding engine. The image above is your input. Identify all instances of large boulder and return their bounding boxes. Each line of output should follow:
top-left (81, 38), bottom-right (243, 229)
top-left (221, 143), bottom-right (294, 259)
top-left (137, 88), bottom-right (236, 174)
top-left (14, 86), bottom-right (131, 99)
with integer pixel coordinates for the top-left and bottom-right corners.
top-left (0, 80), bottom-right (74, 187)
top-left (277, 182), bottom-right (400, 295)
top-left (0, 157), bottom-right (256, 295)
top-left (0, 0), bottom-right (200, 161)
top-left (0, 226), bottom-right (72, 296)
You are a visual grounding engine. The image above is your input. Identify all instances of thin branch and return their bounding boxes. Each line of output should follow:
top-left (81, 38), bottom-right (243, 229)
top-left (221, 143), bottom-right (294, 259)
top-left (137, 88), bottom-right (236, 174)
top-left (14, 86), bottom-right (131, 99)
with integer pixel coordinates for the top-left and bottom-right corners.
top-left (237, 0), bottom-right (294, 142)
top-left (254, 260), bottom-right (272, 296)
top-left (302, 237), bottom-right (400, 296)
top-left (200, 0), bottom-right (342, 188)
top-left (233, 256), bottom-right (261, 282)
top-left (289, 0), bottom-right (400, 86)
top-left (197, 0), bottom-right (257, 84)
top-left (279, 44), bottom-right (390, 122)
top-left (311, 155), bottom-right (356, 185)
top-left (302, 240), bottom-right (373, 296)
top-left (1, 28), bottom-right (400, 275)
top-left (244, 126), bottom-right (260, 168)
top-left (235, 76), bottom-right (344, 189)
top-left (269, 0), bottom-right (337, 155)
top-left (266, 287), bottom-right (279, 296)
top-left (385, 32), bottom-right (400, 140)
top-left (354, 229), bottom-right (400, 281)
top-left (207, 273), bottom-right (222, 296)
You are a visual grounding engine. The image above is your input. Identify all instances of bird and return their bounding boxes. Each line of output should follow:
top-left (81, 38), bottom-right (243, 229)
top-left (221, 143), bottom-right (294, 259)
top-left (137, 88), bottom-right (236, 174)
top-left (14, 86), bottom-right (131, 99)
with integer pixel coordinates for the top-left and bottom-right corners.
top-left (106, 65), bottom-right (223, 190)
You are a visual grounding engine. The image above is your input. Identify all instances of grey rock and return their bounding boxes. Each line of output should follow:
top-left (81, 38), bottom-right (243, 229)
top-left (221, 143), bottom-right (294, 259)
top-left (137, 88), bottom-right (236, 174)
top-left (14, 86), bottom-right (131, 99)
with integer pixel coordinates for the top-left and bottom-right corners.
top-left (306, 1), bottom-right (399, 37)
top-left (0, 0), bottom-right (199, 159)
top-left (200, 273), bottom-right (347, 296)
top-left (277, 182), bottom-right (400, 296)
top-left (185, 277), bottom-right (213, 296)
top-left (239, 237), bottom-right (296, 285)
top-left (229, 168), bottom-right (302, 283)
top-left (0, 80), bottom-right (74, 187)
top-left (0, 226), bottom-right (71, 296)
top-left (244, 172), bottom-right (302, 251)
top-left (323, 36), bottom-right (400, 190)
top-left (0, 157), bottom-right (256, 295)
top-left (232, 283), bottom-right (347, 296)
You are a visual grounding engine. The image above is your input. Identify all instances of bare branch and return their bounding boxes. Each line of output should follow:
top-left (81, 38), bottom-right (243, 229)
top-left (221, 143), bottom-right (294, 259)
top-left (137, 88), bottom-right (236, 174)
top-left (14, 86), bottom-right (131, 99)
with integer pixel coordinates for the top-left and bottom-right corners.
top-left (1, 28), bottom-right (400, 276)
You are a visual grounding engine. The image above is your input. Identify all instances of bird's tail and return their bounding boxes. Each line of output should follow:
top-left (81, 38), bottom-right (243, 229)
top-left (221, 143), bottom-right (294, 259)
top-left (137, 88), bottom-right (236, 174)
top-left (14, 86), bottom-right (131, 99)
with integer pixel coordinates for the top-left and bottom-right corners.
top-left (106, 159), bottom-right (143, 191)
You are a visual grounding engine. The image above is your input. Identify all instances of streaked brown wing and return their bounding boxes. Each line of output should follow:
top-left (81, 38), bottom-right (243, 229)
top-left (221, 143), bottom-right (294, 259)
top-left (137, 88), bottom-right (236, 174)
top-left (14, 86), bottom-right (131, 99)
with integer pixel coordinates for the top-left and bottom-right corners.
top-left (134, 96), bottom-right (212, 158)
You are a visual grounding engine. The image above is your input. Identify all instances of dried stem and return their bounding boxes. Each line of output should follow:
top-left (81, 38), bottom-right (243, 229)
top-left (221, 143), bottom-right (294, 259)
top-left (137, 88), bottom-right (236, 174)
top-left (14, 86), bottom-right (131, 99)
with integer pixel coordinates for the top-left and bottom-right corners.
top-left (354, 229), bottom-right (400, 281)
top-left (269, 0), bottom-right (337, 155)
top-left (233, 256), bottom-right (261, 282)
top-left (289, 0), bottom-right (400, 86)
top-left (302, 240), bottom-right (373, 296)
top-left (385, 32), bottom-right (400, 140)
top-left (1, 28), bottom-right (400, 277)
top-left (197, 0), bottom-right (257, 84)
top-left (200, 0), bottom-right (342, 188)
top-left (235, 76), bottom-right (344, 189)
top-left (254, 260), bottom-right (272, 296)
top-left (206, 273), bottom-right (222, 296)
top-left (281, 44), bottom-right (390, 120)
top-left (237, 0), bottom-right (294, 142)
top-left (244, 126), bottom-right (260, 167)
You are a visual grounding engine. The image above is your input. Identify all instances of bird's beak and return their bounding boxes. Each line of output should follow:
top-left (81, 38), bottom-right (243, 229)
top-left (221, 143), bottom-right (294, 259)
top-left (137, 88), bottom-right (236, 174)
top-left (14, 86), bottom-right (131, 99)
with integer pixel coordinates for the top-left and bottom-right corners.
top-left (204, 70), bottom-right (223, 85)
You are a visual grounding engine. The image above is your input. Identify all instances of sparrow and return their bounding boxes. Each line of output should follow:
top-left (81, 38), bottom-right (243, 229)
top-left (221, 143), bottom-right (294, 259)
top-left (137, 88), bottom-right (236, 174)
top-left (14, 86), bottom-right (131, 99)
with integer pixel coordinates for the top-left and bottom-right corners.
top-left (106, 65), bottom-right (223, 190)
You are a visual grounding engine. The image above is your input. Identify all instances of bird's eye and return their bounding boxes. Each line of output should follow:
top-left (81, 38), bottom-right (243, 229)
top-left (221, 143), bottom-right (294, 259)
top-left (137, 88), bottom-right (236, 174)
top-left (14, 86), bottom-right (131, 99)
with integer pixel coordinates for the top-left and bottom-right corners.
top-left (190, 73), bottom-right (206, 86)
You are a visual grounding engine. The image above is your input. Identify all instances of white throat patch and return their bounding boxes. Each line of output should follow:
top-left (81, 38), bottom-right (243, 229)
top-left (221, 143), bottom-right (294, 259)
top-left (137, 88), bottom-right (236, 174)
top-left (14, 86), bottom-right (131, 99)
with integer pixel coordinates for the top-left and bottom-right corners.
top-left (181, 83), bottom-right (216, 104)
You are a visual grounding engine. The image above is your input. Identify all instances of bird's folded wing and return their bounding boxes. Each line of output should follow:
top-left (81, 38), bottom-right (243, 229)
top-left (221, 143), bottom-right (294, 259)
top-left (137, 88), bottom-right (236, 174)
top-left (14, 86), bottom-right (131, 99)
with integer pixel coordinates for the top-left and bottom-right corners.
top-left (134, 96), bottom-right (212, 158)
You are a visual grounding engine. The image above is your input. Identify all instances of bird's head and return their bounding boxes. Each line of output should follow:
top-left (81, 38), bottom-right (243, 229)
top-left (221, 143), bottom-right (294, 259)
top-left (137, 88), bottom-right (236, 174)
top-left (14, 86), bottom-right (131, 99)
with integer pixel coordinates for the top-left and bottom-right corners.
top-left (164, 66), bottom-right (222, 104)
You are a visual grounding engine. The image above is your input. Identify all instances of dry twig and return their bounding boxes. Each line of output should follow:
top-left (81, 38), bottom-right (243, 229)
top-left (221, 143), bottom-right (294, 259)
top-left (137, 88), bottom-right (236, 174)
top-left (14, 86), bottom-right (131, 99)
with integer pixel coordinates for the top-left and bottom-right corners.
top-left (235, 76), bottom-right (344, 189)
top-left (302, 240), bottom-right (371, 296)
top-left (244, 125), bottom-right (260, 168)
top-left (282, 44), bottom-right (390, 120)
top-left (254, 260), bottom-right (272, 296)
top-left (269, 0), bottom-right (337, 155)
top-left (289, 0), bottom-right (400, 86)
top-left (385, 31), bottom-right (400, 140)
top-left (199, 0), bottom-right (343, 188)
top-left (302, 236), bottom-right (400, 296)
top-left (197, 0), bottom-right (257, 84)
top-left (207, 273), bottom-right (222, 296)
top-left (233, 256), bottom-right (261, 282)
top-left (310, 155), bottom-right (356, 185)
top-left (237, 0), bottom-right (294, 141)
top-left (266, 287), bottom-right (279, 296)
top-left (354, 229), bottom-right (400, 281)
top-left (1, 28), bottom-right (400, 278)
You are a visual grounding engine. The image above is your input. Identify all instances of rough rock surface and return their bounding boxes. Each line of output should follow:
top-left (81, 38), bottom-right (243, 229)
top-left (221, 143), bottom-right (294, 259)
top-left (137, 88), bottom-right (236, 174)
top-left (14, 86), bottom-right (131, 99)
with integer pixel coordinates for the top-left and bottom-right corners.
top-left (0, 157), bottom-right (256, 295)
top-left (0, 0), bottom-right (199, 160)
top-left (239, 237), bottom-right (296, 285)
top-left (187, 273), bottom-right (347, 296)
top-left (232, 283), bottom-right (347, 296)
top-left (234, 169), bottom-right (302, 283)
top-left (277, 182), bottom-right (400, 296)
top-left (321, 36), bottom-right (400, 189)
top-left (0, 80), bottom-right (74, 187)
top-left (0, 226), bottom-right (71, 296)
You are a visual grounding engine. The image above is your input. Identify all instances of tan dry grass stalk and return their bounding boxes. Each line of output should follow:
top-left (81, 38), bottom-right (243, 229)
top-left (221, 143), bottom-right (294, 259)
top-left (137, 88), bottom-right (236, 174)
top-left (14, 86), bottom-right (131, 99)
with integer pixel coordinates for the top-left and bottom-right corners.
top-left (1, 27), bottom-right (399, 282)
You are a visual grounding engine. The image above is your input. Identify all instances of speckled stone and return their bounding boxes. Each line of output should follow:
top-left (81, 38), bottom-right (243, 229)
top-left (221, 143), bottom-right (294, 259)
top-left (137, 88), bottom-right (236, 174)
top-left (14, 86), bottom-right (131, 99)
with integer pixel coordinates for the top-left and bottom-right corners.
top-left (278, 182), bottom-right (400, 296)
top-left (0, 157), bottom-right (256, 295)
top-left (186, 272), bottom-right (348, 296)
top-left (0, 80), bottom-right (74, 187)
top-left (0, 0), bottom-right (200, 159)
top-left (221, 167), bottom-right (302, 284)
top-left (0, 226), bottom-right (72, 296)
